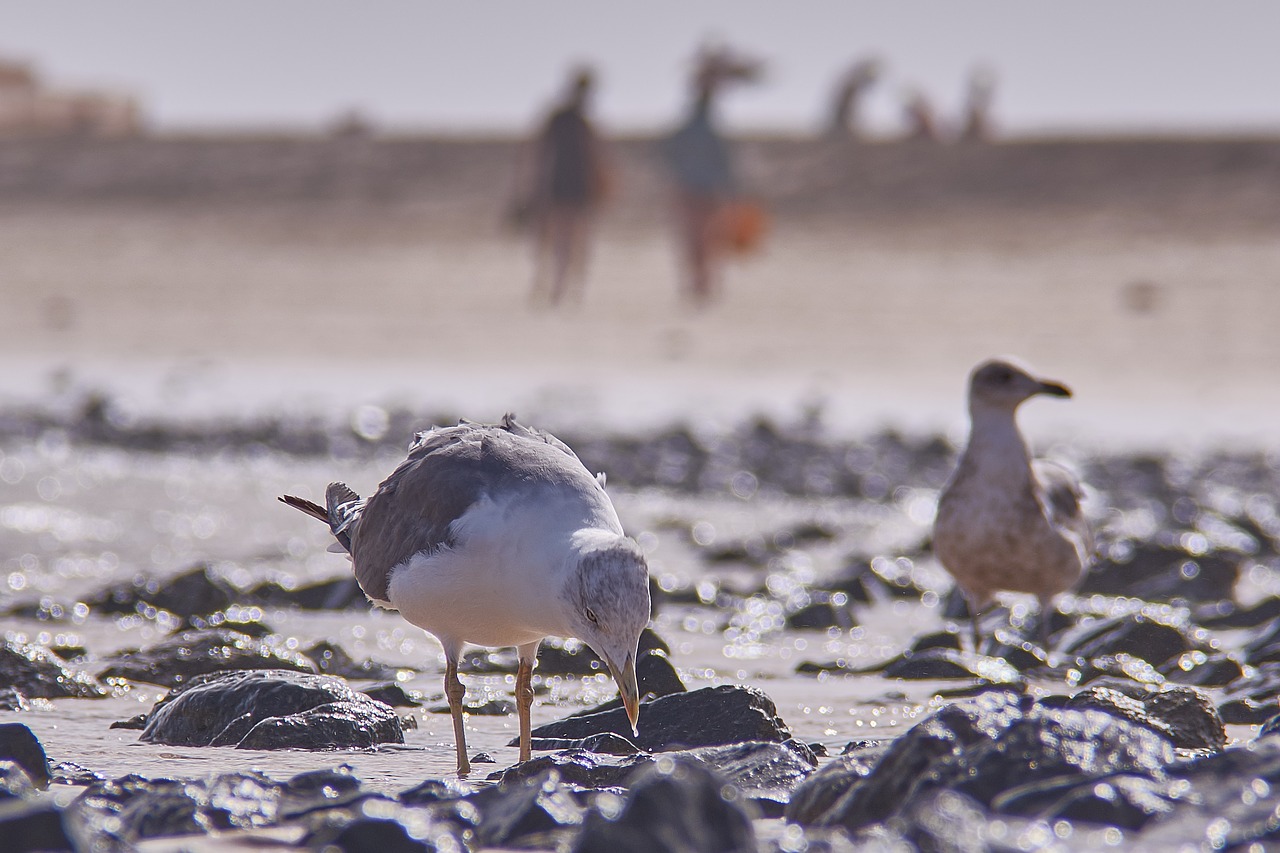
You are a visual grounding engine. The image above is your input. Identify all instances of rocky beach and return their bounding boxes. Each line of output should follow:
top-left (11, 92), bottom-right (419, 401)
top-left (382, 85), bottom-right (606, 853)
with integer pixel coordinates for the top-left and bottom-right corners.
top-left (2, 134), bottom-right (1280, 850)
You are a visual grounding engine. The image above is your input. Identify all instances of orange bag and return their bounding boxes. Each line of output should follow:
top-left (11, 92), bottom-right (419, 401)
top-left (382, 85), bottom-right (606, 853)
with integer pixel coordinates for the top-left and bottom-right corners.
top-left (719, 200), bottom-right (768, 253)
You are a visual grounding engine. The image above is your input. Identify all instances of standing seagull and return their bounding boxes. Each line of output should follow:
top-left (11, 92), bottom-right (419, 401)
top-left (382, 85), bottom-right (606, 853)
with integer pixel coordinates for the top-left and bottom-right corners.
top-left (933, 359), bottom-right (1092, 651)
top-left (280, 415), bottom-right (649, 775)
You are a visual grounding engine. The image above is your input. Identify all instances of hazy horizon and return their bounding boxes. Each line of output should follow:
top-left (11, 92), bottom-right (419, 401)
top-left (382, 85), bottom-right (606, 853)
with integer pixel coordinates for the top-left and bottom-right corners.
top-left (3, 1), bottom-right (1279, 138)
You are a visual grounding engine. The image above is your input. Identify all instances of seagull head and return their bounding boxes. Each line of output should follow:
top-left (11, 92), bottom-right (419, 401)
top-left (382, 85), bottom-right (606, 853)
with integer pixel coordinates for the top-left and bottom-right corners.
top-left (565, 534), bottom-right (651, 732)
top-left (968, 358), bottom-right (1072, 413)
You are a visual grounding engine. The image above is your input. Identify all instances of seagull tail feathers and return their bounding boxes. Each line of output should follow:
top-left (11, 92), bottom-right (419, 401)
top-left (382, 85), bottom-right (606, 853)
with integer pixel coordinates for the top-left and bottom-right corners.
top-left (278, 484), bottom-right (363, 554)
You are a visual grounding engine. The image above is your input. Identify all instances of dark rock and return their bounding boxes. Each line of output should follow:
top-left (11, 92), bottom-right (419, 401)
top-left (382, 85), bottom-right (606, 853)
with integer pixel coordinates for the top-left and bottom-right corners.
top-left (109, 714), bottom-right (147, 731)
top-left (0, 761), bottom-right (37, 799)
top-left (68, 771), bottom-right (283, 847)
top-left (1079, 543), bottom-right (1239, 603)
top-left (428, 697), bottom-right (515, 717)
top-left (86, 564), bottom-right (237, 617)
top-left (1218, 663), bottom-right (1280, 723)
top-left (49, 762), bottom-right (101, 786)
top-left (1160, 651), bottom-right (1245, 687)
top-left (0, 687), bottom-right (28, 711)
top-left (882, 648), bottom-right (1022, 684)
top-left (397, 777), bottom-right (474, 807)
top-left (0, 641), bottom-right (108, 699)
top-left (527, 733), bottom-right (643, 756)
top-left (244, 576), bottom-right (368, 611)
top-left (532, 629), bottom-right (672, 677)
top-left (495, 750), bottom-right (647, 790)
top-left (171, 609), bottom-right (275, 637)
top-left (1197, 596), bottom-right (1280, 629)
top-left (1062, 684), bottom-right (1226, 751)
top-left (140, 669), bottom-right (403, 749)
top-left (572, 759), bottom-right (757, 853)
top-left (1074, 653), bottom-right (1167, 687)
top-left (0, 800), bottom-right (74, 852)
top-left (305, 640), bottom-right (400, 680)
top-left (785, 600), bottom-right (855, 631)
top-left (1059, 610), bottom-right (1204, 667)
top-left (465, 769), bottom-right (586, 848)
top-left (786, 741), bottom-right (892, 825)
top-left (361, 682), bottom-right (422, 707)
top-left (97, 628), bottom-right (317, 687)
top-left (524, 685), bottom-right (791, 752)
top-left (302, 799), bottom-right (461, 853)
top-left (907, 630), bottom-right (962, 655)
top-left (0, 724), bottom-right (50, 789)
top-left (471, 752), bottom-right (496, 764)
top-left (682, 741), bottom-right (814, 816)
top-left (571, 650), bottom-right (686, 718)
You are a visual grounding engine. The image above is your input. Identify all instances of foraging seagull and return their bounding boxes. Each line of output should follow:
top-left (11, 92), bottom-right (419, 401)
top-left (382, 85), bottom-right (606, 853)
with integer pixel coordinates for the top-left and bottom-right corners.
top-left (280, 415), bottom-right (650, 775)
top-left (933, 359), bottom-right (1092, 650)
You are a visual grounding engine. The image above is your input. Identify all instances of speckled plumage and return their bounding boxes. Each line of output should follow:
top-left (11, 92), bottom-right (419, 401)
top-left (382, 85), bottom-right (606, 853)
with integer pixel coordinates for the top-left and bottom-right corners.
top-left (933, 359), bottom-right (1092, 646)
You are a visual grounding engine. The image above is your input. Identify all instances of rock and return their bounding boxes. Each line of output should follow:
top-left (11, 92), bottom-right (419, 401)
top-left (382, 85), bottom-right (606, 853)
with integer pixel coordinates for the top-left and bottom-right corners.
top-left (1160, 651), bottom-right (1245, 687)
top-left (680, 741), bottom-right (815, 816)
top-left (525, 685), bottom-right (791, 752)
top-left (361, 682), bottom-right (422, 708)
top-left (50, 762), bottom-right (101, 786)
top-left (0, 761), bottom-right (37, 800)
top-left (1197, 596), bottom-right (1280, 629)
top-left (86, 564), bottom-right (237, 617)
top-left (785, 600), bottom-right (855, 631)
top-left (428, 697), bottom-right (515, 717)
top-left (1059, 684), bottom-right (1226, 751)
top-left (0, 641), bottom-right (108, 699)
top-left (67, 771), bottom-right (283, 847)
top-left (244, 576), bottom-right (368, 611)
top-left (304, 641), bottom-right (400, 680)
top-left (0, 724), bottom-right (50, 789)
top-left (98, 628), bottom-right (317, 687)
top-left (572, 759), bottom-right (757, 853)
top-left (171, 609), bottom-right (275, 637)
top-left (881, 648), bottom-right (1022, 684)
top-left (494, 750), bottom-right (647, 790)
top-left (526, 733), bottom-right (644, 756)
top-left (0, 800), bottom-right (74, 852)
top-left (1217, 663), bottom-right (1280, 724)
top-left (1079, 543), bottom-right (1239, 603)
top-left (570, 650), bottom-right (686, 718)
top-left (463, 769), bottom-right (586, 849)
top-left (0, 687), bottom-right (29, 711)
top-left (109, 714), bottom-right (147, 731)
top-left (140, 669), bottom-right (403, 749)
top-left (785, 741), bottom-right (893, 825)
top-left (1059, 610), bottom-right (1204, 667)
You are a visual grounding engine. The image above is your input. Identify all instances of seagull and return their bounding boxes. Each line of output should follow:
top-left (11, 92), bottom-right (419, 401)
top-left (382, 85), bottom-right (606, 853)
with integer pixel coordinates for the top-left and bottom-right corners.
top-left (280, 415), bottom-right (650, 775)
top-left (933, 359), bottom-right (1092, 651)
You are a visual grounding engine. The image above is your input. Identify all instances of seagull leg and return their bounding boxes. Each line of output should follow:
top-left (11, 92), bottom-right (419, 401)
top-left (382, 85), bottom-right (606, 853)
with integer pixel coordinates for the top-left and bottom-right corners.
top-left (515, 642), bottom-right (540, 764)
top-left (445, 654), bottom-right (470, 776)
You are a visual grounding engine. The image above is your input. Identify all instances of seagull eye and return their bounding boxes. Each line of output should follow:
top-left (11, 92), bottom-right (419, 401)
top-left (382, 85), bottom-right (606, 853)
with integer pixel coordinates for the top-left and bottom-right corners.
top-left (585, 607), bottom-right (600, 625)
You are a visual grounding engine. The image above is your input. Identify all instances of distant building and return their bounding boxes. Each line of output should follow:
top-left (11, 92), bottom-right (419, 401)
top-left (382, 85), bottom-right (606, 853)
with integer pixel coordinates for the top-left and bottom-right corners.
top-left (0, 58), bottom-right (142, 138)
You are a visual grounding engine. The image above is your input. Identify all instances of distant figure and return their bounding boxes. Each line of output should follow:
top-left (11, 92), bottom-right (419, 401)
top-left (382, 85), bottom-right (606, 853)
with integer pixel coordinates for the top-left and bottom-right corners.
top-left (902, 89), bottom-right (941, 142)
top-left (524, 67), bottom-right (609, 306)
top-left (960, 66), bottom-right (997, 143)
top-left (661, 47), bottom-right (763, 306)
top-left (826, 58), bottom-right (881, 139)
top-left (932, 359), bottom-right (1092, 652)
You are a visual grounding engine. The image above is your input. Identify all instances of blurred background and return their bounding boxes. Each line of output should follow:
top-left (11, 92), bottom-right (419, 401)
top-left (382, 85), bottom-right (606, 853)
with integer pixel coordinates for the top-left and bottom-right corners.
top-left (3, 0), bottom-right (1279, 447)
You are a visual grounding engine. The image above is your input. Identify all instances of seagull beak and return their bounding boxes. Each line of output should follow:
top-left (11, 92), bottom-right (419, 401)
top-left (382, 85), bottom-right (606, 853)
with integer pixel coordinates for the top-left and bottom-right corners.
top-left (606, 653), bottom-right (640, 734)
top-left (1038, 380), bottom-right (1072, 398)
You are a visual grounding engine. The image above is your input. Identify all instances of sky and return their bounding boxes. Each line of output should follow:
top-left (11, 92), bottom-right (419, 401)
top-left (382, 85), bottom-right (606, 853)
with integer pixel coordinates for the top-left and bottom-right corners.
top-left (3, 1), bottom-right (1279, 136)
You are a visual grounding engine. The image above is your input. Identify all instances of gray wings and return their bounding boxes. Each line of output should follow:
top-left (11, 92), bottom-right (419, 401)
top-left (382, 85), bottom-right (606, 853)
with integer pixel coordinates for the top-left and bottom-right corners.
top-left (344, 415), bottom-right (599, 603)
top-left (1032, 459), bottom-right (1093, 560)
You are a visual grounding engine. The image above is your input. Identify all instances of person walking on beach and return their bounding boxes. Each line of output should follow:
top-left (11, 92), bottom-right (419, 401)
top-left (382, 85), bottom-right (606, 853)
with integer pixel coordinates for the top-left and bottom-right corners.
top-left (660, 48), bottom-right (763, 307)
top-left (521, 67), bottom-right (609, 306)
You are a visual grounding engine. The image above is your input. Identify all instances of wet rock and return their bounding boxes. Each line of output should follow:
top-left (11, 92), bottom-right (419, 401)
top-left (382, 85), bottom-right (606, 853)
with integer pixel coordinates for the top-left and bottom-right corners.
top-left (361, 682), bottom-right (422, 708)
top-left (1074, 653), bottom-right (1167, 687)
top-left (1079, 543), bottom-right (1240, 603)
top-left (785, 600), bottom-right (856, 631)
top-left (1218, 663), bottom-right (1280, 723)
top-left (140, 669), bottom-right (403, 749)
top-left (172, 609), bottom-right (275, 637)
top-left (463, 769), bottom-right (586, 849)
top-left (1197, 596), bottom-right (1280, 629)
top-left (0, 800), bottom-right (74, 852)
top-left (0, 761), bottom-right (37, 799)
top-left (881, 648), bottom-right (1022, 684)
top-left (305, 640), bottom-right (400, 680)
top-left (244, 576), bottom-right (368, 611)
top-left (1058, 683), bottom-right (1226, 751)
top-left (98, 628), bottom-right (317, 687)
top-left (67, 771), bottom-right (283, 848)
top-left (0, 641), bottom-right (108, 699)
top-left (0, 687), bottom-right (28, 711)
top-left (526, 685), bottom-right (791, 752)
top-left (86, 564), bottom-right (237, 617)
top-left (0, 724), bottom-right (50, 789)
top-left (1059, 609), bottom-right (1204, 667)
top-left (109, 714), bottom-right (147, 731)
top-left (1159, 651), bottom-right (1245, 687)
top-left (572, 759), bottom-right (757, 853)
top-left (50, 762), bottom-right (101, 786)
top-left (786, 741), bottom-right (893, 825)
top-left (397, 776), bottom-right (475, 807)
top-left (682, 741), bottom-right (815, 816)
top-left (526, 733), bottom-right (644, 756)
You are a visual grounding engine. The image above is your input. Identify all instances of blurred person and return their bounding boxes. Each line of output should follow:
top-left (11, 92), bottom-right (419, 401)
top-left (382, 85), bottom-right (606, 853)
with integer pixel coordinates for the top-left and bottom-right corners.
top-left (661, 47), bottom-right (764, 307)
top-left (520, 67), bottom-right (610, 306)
top-left (960, 65), bottom-right (997, 143)
top-left (902, 88), bottom-right (941, 142)
top-left (825, 57), bottom-right (881, 139)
